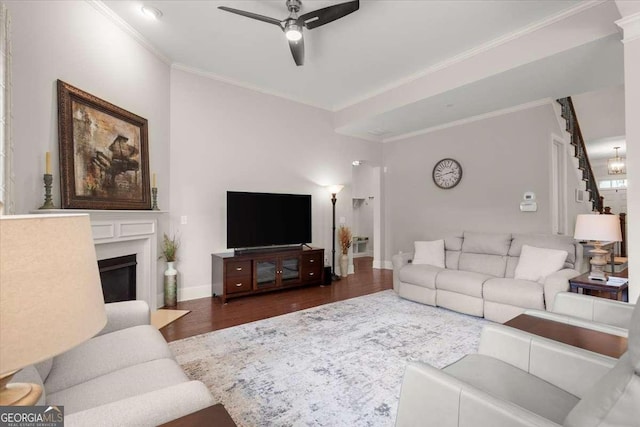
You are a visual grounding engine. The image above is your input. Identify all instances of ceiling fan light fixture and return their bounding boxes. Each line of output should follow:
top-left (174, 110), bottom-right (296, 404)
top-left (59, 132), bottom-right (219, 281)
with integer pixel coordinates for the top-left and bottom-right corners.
top-left (285, 23), bottom-right (303, 41)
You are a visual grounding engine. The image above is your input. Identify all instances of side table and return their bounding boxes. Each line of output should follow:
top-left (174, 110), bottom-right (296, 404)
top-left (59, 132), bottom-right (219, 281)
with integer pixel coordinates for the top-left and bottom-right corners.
top-left (158, 404), bottom-right (237, 427)
top-left (569, 270), bottom-right (628, 302)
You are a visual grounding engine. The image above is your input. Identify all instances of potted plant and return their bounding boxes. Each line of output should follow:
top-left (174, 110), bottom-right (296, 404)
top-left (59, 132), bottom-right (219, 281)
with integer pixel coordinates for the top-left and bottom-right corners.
top-left (160, 233), bottom-right (180, 307)
top-left (338, 226), bottom-right (352, 278)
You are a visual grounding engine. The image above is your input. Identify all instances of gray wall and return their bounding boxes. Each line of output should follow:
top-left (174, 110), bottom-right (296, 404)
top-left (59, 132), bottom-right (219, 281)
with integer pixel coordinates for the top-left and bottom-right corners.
top-left (169, 69), bottom-right (382, 297)
top-left (9, 1), bottom-right (171, 214)
top-left (383, 103), bottom-right (588, 259)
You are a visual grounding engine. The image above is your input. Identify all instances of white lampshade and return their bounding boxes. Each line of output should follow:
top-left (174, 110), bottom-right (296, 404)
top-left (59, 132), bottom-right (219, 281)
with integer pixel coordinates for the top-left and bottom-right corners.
top-left (574, 214), bottom-right (622, 242)
top-left (327, 185), bottom-right (344, 195)
top-left (0, 214), bottom-right (107, 375)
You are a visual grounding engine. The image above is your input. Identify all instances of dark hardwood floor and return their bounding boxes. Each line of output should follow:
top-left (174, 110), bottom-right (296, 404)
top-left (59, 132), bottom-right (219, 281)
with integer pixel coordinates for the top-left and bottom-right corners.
top-left (160, 257), bottom-right (392, 342)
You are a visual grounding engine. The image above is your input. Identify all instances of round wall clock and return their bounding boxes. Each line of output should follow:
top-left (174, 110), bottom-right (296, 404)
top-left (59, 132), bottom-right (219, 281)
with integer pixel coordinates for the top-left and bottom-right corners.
top-left (432, 158), bottom-right (463, 189)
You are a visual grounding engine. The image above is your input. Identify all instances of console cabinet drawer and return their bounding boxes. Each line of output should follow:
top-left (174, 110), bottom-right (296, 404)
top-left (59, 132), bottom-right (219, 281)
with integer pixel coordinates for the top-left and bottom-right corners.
top-left (226, 261), bottom-right (251, 277)
top-left (226, 276), bottom-right (252, 294)
top-left (301, 253), bottom-right (323, 282)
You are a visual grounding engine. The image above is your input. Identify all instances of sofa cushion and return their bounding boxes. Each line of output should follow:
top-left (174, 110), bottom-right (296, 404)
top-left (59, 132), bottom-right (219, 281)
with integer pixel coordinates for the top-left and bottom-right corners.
top-left (461, 231), bottom-right (511, 256)
top-left (445, 250), bottom-right (460, 270)
top-left (444, 354), bottom-right (579, 424)
top-left (509, 234), bottom-right (577, 268)
top-left (47, 358), bottom-right (189, 414)
top-left (399, 264), bottom-right (442, 289)
top-left (514, 245), bottom-right (568, 283)
top-left (436, 269), bottom-right (491, 298)
top-left (459, 253), bottom-right (507, 277)
top-left (44, 325), bottom-right (174, 394)
top-left (483, 278), bottom-right (545, 310)
top-left (444, 235), bottom-right (463, 251)
top-left (413, 240), bottom-right (445, 267)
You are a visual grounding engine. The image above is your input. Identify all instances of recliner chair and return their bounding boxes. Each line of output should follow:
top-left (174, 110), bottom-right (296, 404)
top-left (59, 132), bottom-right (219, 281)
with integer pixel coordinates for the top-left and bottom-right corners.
top-left (523, 291), bottom-right (634, 337)
top-left (395, 296), bottom-right (640, 426)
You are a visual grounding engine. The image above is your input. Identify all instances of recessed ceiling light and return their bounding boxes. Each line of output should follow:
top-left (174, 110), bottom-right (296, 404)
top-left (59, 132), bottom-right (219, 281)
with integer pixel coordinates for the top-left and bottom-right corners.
top-left (140, 6), bottom-right (163, 20)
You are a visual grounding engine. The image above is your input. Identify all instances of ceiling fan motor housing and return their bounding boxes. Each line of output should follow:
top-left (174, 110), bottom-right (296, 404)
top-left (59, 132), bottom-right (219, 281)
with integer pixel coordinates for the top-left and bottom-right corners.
top-left (286, 0), bottom-right (302, 14)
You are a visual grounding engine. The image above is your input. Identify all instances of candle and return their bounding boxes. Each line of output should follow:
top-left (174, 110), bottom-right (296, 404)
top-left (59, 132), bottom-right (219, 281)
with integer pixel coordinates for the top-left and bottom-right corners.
top-left (152, 173), bottom-right (156, 188)
top-left (45, 152), bottom-right (51, 174)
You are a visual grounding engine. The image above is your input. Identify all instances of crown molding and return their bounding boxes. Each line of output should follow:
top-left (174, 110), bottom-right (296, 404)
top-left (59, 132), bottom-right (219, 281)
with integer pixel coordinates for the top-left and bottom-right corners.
top-left (170, 63), bottom-right (331, 111)
top-left (333, 0), bottom-right (608, 112)
top-left (85, 0), bottom-right (172, 64)
top-left (616, 12), bottom-right (640, 43)
top-left (382, 99), bottom-right (553, 143)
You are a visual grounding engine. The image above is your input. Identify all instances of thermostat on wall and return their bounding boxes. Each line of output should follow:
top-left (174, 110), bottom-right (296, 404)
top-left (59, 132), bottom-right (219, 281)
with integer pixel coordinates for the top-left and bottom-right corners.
top-left (520, 192), bottom-right (537, 212)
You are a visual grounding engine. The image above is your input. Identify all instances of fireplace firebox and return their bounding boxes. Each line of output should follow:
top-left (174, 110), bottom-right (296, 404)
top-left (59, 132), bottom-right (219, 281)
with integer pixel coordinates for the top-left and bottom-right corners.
top-left (98, 254), bottom-right (137, 303)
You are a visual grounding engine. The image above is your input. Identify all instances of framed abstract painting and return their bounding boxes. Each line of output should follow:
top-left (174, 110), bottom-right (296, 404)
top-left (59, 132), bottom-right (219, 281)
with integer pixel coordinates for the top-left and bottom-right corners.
top-left (57, 80), bottom-right (150, 210)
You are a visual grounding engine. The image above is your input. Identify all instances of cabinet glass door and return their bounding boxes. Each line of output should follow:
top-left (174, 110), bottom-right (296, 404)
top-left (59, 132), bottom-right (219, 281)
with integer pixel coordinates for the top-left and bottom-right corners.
top-left (255, 260), bottom-right (277, 289)
top-left (281, 257), bottom-right (300, 284)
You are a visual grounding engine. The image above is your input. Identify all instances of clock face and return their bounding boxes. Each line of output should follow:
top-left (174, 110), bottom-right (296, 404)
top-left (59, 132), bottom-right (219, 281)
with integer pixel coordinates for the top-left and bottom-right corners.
top-left (433, 158), bottom-right (462, 189)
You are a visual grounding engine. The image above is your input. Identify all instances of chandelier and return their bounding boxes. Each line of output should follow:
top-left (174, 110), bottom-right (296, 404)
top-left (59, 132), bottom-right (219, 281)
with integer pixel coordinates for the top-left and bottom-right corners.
top-left (607, 146), bottom-right (626, 175)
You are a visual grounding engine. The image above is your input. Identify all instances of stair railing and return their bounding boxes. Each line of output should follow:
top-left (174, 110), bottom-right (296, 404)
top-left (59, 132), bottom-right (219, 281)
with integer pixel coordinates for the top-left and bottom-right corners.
top-left (556, 97), bottom-right (603, 213)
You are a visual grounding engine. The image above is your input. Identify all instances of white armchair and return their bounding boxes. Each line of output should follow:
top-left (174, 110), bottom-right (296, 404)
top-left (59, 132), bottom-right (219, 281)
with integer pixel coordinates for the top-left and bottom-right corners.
top-left (524, 292), bottom-right (634, 337)
top-left (395, 295), bottom-right (640, 426)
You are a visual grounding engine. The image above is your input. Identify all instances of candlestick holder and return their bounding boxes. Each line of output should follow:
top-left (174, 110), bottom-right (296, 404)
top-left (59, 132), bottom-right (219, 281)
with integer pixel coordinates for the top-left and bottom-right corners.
top-left (151, 187), bottom-right (159, 210)
top-left (39, 174), bottom-right (56, 209)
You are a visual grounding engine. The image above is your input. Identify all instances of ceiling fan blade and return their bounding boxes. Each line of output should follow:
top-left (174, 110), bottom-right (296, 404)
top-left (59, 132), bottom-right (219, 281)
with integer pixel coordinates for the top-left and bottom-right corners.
top-left (218, 6), bottom-right (283, 27)
top-left (288, 36), bottom-right (304, 66)
top-left (299, 0), bottom-right (359, 30)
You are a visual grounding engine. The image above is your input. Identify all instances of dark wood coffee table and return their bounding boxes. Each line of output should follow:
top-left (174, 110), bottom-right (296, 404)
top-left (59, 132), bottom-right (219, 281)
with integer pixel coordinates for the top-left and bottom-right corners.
top-left (569, 271), bottom-right (628, 302)
top-left (158, 404), bottom-right (237, 427)
top-left (504, 314), bottom-right (627, 358)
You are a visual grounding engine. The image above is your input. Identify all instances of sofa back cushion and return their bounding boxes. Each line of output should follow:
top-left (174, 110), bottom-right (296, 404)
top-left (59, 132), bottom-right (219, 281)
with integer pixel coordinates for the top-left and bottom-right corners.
top-left (457, 232), bottom-right (511, 277)
top-left (462, 231), bottom-right (512, 256)
top-left (444, 235), bottom-right (463, 270)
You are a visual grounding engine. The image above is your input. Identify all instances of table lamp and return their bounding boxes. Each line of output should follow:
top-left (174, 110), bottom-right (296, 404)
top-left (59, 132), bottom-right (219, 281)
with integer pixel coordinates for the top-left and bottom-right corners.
top-left (0, 214), bottom-right (107, 405)
top-left (574, 214), bottom-right (622, 281)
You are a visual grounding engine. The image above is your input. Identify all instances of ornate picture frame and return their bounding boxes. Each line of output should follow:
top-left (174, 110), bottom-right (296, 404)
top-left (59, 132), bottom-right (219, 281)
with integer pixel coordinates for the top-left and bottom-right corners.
top-left (57, 80), bottom-right (151, 210)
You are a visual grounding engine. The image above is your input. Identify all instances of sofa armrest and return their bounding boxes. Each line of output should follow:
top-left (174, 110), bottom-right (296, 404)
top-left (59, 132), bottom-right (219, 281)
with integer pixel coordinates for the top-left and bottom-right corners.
top-left (96, 300), bottom-right (150, 337)
top-left (63, 381), bottom-right (215, 427)
top-left (552, 291), bottom-right (634, 329)
top-left (396, 362), bottom-right (560, 427)
top-left (478, 324), bottom-right (615, 398)
top-left (543, 269), bottom-right (579, 311)
top-left (392, 252), bottom-right (413, 293)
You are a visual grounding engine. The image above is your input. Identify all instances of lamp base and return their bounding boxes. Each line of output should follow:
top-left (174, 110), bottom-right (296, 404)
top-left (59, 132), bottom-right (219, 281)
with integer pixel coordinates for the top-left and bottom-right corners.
top-left (588, 242), bottom-right (609, 283)
top-left (0, 370), bottom-right (43, 406)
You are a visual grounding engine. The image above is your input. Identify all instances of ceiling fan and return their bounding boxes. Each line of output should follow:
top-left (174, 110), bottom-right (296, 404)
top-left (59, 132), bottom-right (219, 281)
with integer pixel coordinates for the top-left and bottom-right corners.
top-left (218, 0), bottom-right (359, 66)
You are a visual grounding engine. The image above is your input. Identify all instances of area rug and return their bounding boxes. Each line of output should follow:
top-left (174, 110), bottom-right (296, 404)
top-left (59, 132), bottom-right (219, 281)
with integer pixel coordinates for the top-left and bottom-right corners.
top-left (150, 309), bottom-right (190, 329)
top-left (169, 290), bottom-right (488, 427)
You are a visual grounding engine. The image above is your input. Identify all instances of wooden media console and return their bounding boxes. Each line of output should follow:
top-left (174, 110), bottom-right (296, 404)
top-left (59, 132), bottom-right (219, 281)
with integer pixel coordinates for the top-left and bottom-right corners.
top-left (212, 247), bottom-right (325, 303)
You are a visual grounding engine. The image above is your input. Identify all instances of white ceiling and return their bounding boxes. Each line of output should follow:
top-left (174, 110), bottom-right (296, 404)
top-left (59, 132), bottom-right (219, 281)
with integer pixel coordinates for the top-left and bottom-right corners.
top-left (102, 0), bottom-right (584, 111)
top-left (101, 0), bottom-right (623, 141)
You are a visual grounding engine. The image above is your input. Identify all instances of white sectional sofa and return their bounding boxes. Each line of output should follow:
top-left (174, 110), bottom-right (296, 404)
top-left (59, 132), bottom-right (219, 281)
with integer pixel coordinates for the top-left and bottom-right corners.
top-left (12, 301), bottom-right (215, 427)
top-left (392, 232), bottom-right (583, 323)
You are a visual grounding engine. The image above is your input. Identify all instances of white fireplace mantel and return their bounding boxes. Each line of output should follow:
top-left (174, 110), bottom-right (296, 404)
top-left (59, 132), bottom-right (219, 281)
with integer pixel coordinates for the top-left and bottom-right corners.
top-left (31, 209), bottom-right (167, 310)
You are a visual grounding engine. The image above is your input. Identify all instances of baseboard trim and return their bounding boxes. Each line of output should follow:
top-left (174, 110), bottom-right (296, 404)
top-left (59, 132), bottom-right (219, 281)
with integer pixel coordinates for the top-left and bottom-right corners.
top-left (178, 285), bottom-right (212, 302)
top-left (373, 260), bottom-right (393, 270)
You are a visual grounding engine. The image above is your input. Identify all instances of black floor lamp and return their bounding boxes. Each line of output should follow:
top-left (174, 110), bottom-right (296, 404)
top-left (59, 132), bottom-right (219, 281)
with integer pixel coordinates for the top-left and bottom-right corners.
top-left (328, 185), bottom-right (344, 281)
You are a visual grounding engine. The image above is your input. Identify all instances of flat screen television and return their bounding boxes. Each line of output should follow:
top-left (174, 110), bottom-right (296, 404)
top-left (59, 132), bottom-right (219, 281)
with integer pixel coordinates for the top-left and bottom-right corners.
top-left (227, 191), bottom-right (312, 249)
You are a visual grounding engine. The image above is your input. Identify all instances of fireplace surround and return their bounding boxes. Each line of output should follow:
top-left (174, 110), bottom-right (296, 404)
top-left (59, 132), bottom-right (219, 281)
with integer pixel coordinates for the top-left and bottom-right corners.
top-left (32, 209), bottom-right (166, 309)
